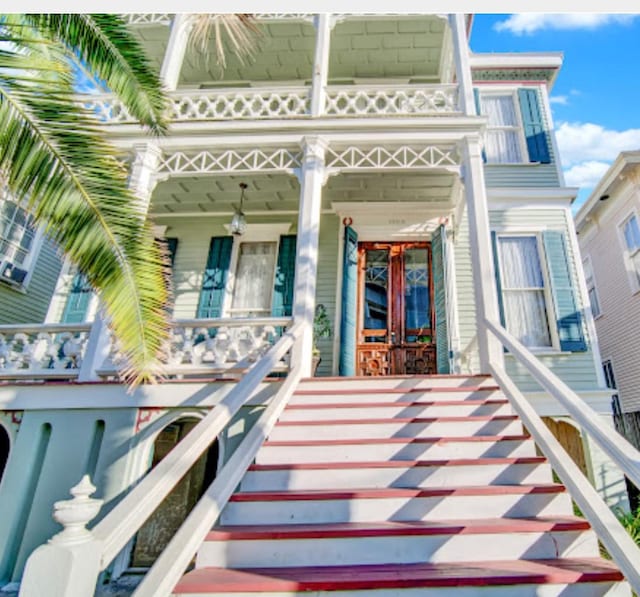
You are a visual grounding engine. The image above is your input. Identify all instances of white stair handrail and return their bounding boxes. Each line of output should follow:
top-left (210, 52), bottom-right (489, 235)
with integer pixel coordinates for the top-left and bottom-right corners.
top-left (485, 318), bottom-right (640, 593)
top-left (485, 317), bottom-right (640, 489)
top-left (132, 336), bottom-right (304, 597)
top-left (92, 321), bottom-right (301, 566)
top-left (491, 363), bottom-right (640, 593)
top-left (19, 321), bottom-right (301, 597)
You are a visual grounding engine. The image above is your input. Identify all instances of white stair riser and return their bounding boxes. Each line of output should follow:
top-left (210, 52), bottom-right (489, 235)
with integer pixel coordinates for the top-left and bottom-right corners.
top-left (279, 403), bottom-right (513, 421)
top-left (255, 439), bottom-right (538, 464)
top-left (221, 492), bottom-right (573, 525)
top-left (240, 463), bottom-right (552, 492)
top-left (298, 378), bottom-right (497, 391)
top-left (174, 581), bottom-right (631, 597)
top-left (268, 419), bottom-right (523, 441)
top-left (289, 390), bottom-right (503, 405)
top-left (196, 529), bottom-right (598, 569)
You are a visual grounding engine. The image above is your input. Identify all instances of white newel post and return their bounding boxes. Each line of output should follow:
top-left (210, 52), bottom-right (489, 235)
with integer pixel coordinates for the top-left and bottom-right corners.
top-left (19, 477), bottom-right (104, 597)
top-left (310, 14), bottom-right (331, 116)
top-left (461, 136), bottom-right (504, 371)
top-left (292, 137), bottom-right (327, 376)
top-left (449, 13), bottom-right (475, 116)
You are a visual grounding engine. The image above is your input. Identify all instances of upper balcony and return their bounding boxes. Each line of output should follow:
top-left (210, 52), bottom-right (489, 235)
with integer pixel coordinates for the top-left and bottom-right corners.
top-left (85, 14), bottom-right (464, 127)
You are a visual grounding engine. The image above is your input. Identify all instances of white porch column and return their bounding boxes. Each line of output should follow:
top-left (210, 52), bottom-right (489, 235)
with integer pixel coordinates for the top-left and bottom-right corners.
top-left (128, 143), bottom-right (163, 211)
top-left (78, 144), bottom-right (162, 381)
top-left (292, 136), bottom-right (328, 376)
top-left (310, 14), bottom-right (332, 116)
top-left (461, 136), bottom-right (503, 371)
top-left (448, 14), bottom-right (475, 116)
top-left (160, 13), bottom-right (194, 91)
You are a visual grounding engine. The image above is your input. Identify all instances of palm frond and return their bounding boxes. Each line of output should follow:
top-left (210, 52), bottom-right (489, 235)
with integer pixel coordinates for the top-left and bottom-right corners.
top-left (0, 26), bottom-right (170, 387)
top-left (190, 14), bottom-right (261, 70)
top-left (22, 13), bottom-right (169, 134)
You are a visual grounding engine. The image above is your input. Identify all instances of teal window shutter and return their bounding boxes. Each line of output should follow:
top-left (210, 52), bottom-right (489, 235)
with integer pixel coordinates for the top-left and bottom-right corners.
top-left (490, 231), bottom-right (506, 327)
top-left (61, 271), bottom-right (92, 323)
top-left (518, 88), bottom-right (551, 164)
top-left (432, 225), bottom-right (450, 374)
top-left (197, 237), bottom-right (233, 319)
top-left (339, 226), bottom-right (358, 376)
top-left (473, 88), bottom-right (487, 163)
top-left (166, 237), bottom-right (179, 267)
top-left (272, 235), bottom-right (297, 317)
top-left (542, 231), bottom-right (587, 352)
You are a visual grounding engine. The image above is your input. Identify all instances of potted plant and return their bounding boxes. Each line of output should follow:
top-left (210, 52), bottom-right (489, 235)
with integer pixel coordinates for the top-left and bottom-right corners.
top-left (312, 303), bottom-right (332, 375)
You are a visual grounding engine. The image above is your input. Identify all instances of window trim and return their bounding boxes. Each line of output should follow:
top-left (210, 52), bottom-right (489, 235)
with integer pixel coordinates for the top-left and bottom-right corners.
top-left (0, 196), bottom-right (44, 291)
top-left (617, 210), bottom-right (640, 293)
top-left (495, 231), bottom-right (560, 352)
top-left (478, 88), bottom-right (529, 165)
top-left (582, 254), bottom-right (602, 319)
top-left (222, 223), bottom-right (292, 318)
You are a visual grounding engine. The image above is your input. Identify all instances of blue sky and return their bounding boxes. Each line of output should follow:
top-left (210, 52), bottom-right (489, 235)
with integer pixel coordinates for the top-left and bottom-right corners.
top-left (470, 13), bottom-right (640, 210)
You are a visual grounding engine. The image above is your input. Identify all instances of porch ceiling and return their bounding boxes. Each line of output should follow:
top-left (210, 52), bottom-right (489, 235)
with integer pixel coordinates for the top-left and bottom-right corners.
top-left (131, 16), bottom-right (446, 87)
top-left (149, 171), bottom-right (457, 216)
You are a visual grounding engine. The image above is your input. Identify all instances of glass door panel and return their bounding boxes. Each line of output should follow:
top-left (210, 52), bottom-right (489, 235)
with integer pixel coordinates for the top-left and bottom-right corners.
top-left (357, 242), bottom-right (435, 376)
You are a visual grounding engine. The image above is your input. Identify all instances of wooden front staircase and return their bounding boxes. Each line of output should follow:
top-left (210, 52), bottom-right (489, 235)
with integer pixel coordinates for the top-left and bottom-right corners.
top-left (173, 375), bottom-right (629, 596)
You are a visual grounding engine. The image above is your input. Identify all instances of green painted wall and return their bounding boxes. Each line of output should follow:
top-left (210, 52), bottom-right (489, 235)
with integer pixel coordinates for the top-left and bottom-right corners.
top-left (0, 409), bottom-right (137, 583)
top-left (453, 206), bottom-right (599, 391)
top-left (0, 238), bottom-right (62, 324)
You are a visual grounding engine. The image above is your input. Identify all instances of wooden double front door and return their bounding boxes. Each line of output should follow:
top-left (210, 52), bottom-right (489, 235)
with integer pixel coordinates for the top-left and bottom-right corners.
top-left (357, 242), bottom-right (436, 376)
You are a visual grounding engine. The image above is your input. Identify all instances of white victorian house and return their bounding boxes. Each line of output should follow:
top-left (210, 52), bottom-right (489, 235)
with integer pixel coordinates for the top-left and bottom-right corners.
top-left (1, 13), bottom-right (639, 597)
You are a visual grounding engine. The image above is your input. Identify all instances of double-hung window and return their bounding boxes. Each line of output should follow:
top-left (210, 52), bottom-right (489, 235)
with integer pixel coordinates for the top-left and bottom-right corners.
top-left (621, 213), bottom-right (640, 290)
top-left (496, 234), bottom-right (553, 349)
top-left (0, 196), bottom-right (36, 267)
top-left (476, 87), bottom-right (551, 165)
top-left (582, 256), bottom-right (601, 318)
top-left (229, 241), bottom-right (277, 318)
top-left (479, 93), bottom-right (525, 164)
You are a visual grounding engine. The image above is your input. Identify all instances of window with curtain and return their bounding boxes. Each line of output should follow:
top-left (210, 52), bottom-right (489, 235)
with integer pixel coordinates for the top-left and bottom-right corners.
top-left (230, 241), bottom-right (277, 317)
top-left (480, 94), bottom-right (524, 164)
top-left (0, 195), bottom-right (36, 267)
top-left (621, 213), bottom-right (640, 289)
top-left (582, 256), bottom-right (601, 318)
top-left (497, 235), bottom-right (552, 348)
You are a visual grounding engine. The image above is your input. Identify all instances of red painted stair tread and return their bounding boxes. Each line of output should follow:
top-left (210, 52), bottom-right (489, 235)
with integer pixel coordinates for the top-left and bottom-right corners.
top-left (248, 456), bottom-right (547, 471)
top-left (175, 559), bottom-right (623, 593)
top-left (205, 516), bottom-right (591, 541)
top-left (229, 484), bottom-right (565, 502)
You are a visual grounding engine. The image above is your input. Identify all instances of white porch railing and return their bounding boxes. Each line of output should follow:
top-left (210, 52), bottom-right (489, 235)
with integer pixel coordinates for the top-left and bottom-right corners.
top-left (100, 317), bottom-right (292, 379)
top-left (325, 84), bottom-right (459, 116)
top-left (0, 323), bottom-right (92, 380)
top-left (19, 321), bottom-right (303, 597)
top-left (79, 83), bottom-right (461, 125)
top-left (485, 318), bottom-right (640, 593)
top-left (0, 318), bottom-right (291, 383)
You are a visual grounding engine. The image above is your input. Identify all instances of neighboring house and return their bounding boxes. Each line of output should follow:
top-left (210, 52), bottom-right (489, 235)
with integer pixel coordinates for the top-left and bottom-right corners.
top-left (575, 152), bottom-right (640, 413)
top-left (0, 189), bottom-right (63, 324)
top-left (0, 13), bottom-right (633, 594)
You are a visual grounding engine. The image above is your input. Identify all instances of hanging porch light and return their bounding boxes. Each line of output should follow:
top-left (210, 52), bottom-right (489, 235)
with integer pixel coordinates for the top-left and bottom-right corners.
top-left (230, 182), bottom-right (248, 236)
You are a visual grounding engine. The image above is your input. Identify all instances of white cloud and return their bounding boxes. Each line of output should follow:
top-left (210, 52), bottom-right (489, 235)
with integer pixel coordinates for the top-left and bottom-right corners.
top-left (563, 160), bottom-right (611, 188)
top-left (556, 121), bottom-right (640, 166)
top-left (494, 13), bottom-right (638, 35)
top-left (550, 95), bottom-right (569, 105)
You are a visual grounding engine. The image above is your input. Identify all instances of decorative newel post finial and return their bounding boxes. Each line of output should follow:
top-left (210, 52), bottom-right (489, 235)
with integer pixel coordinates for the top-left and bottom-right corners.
top-left (50, 475), bottom-right (103, 546)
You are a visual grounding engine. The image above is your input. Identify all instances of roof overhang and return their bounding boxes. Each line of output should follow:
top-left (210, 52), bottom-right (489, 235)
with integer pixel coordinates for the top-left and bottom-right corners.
top-left (574, 151), bottom-right (640, 231)
top-left (469, 52), bottom-right (563, 90)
